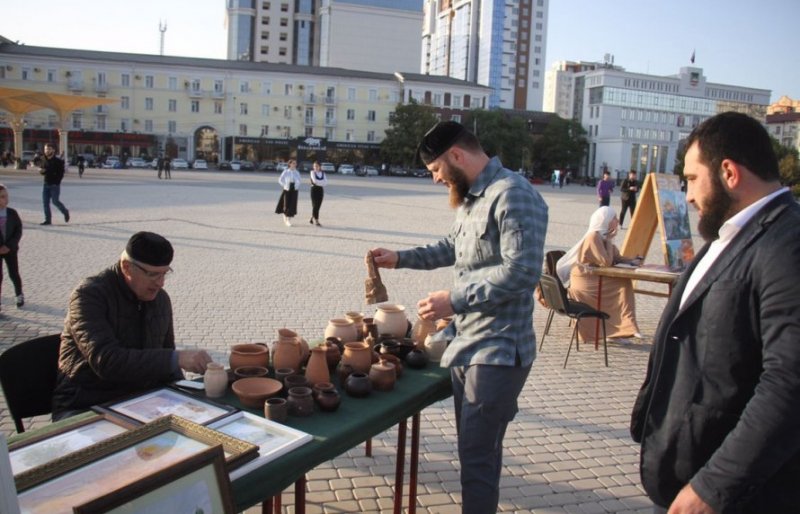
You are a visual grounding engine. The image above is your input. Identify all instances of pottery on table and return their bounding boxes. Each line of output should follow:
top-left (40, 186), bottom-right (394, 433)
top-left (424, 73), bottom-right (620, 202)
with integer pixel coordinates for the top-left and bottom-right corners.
top-left (374, 304), bottom-right (408, 339)
top-left (369, 362), bottom-right (396, 392)
top-left (204, 362), bottom-right (228, 398)
top-left (344, 311), bottom-right (365, 337)
top-left (312, 381), bottom-right (336, 400)
top-left (324, 318), bottom-right (359, 344)
top-left (405, 349), bottom-right (428, 369)
top-left (411, 316), bottom-right (437, 346)
top-left (378, 354), bottom-right (403, 379)
top-left (316, 388), bottom-right (341, 412)
top-left (287, 386), bottom-right (314, 417)
top-left (231, 377), bottom-right (282, 408)
top-left (284, 373), bottom-right (310, 391)
top-left (305, 346), bottom-right (331, 387)
top-left (272, 337), bottom-right (304, 372)
top-left (424, 333), bottom-right (447, 362)
top-left (361, 317), bottom-right (377, 341)
top-left (274, 368), bottom-right (296, 388)
top-left (229, 343), bottom-right (270, 370)
top-left (344, 372), bottom-right (372, 398)
top-left (319, 339), bottom-right (342, 370)
top-left (233, 366), bottom-right (269, 380)
top-left (277, 328), bottom-right (310, 364)
top-left (342, 342), bottom-right (373, 374)
top-left (337, 363), bottom-right (355, 385)
top-left (264, 397), bottom-right (288, 423)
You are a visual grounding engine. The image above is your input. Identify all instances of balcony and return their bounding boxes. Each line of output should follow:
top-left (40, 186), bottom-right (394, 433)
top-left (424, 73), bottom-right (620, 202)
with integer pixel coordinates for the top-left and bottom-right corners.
top-left (187, 88), bottom-right (205, 99)
top-left (93, 105), bottom-right (109, 116)
top-left (211, 89), bottom-right (225, 99)
top-left (324, 118), bottom-right (337, 127)
top-left (304, 117), bottom-right (316, 126)
top-left (67, 80), bottom-right (84, 92)
top-left (324, 96), bottom-right (336, 105)
top-left (303, 94), bottom-right (318, 104)
top-left (94, 83), bottom-right (109, 94)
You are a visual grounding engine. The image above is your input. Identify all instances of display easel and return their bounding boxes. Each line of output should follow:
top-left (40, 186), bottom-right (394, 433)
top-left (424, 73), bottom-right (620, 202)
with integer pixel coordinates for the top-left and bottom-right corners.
top-left (620, 173), bottom-right (694, 270)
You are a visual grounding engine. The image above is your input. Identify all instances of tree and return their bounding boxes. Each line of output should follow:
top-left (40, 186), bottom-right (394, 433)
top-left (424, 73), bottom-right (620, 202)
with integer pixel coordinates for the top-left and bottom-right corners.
top-left (380, 100), bottom-right (438, 167)
top-left (531, 117), bottom-right (587, 177)
top-left (463, 110), bottom-right (531, 169)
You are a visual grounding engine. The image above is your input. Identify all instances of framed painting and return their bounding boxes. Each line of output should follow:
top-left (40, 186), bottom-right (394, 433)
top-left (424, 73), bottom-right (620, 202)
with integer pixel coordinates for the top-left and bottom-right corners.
top-left (95, 387), bottom-right (235, 426)
top-left (9, 414), bottom-right (137, 475)
top-left (15, 416), bottom-right (257, 513)
top-left (72, 446), bottom-right (234, 514)
top-left (208, 411), bottom-right (313, 479)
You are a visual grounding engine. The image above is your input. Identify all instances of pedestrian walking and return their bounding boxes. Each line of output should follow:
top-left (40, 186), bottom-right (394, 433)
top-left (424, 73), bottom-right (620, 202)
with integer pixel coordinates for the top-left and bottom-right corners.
top-left (0, 184), bottom-right (24, 312)
top-left (309, 161), bottom-right (327, 226)
top-left (163, 158), bottom-right (171, 180)
top-left (157, 156), bottom-right (164, 179)
top-left (77, 155), bottom-right (85, 178)
top-left (597, 169), bottom-right (614, 206)
top-left (37, 143), bottom-right (70, 225)
top-left (619, 170), bottom-right (639, 227)
top-left (275, 159), bottom-right (301, 226)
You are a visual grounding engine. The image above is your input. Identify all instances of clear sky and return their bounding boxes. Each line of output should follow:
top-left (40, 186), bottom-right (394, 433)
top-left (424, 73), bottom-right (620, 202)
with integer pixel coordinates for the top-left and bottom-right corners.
top-left (4, 0), bottom-right (800, 102)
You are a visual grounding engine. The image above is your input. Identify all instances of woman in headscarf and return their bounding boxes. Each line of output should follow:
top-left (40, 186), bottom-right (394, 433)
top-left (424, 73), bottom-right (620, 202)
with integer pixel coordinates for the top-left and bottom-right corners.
top-left (556, 206), bottom-right (642, 342)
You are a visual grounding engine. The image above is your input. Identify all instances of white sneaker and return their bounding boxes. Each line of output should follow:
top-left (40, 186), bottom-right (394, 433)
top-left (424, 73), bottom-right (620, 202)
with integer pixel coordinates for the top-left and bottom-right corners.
top-left (634, 332), bottom-right (643, 339)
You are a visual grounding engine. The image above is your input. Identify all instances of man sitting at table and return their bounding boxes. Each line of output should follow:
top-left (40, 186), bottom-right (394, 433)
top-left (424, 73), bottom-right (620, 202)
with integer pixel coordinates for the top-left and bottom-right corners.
top-left (52, 231), bottom-right (212, 420)
top-left (556, 206), bottom-right (643, 342)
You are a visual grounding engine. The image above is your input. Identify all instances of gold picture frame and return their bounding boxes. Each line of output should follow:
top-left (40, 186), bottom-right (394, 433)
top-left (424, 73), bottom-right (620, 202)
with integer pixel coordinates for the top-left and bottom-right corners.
top-left (15, 415), bottom-right (256, 512)
top-left (72, 446), bottom-right (234, 514)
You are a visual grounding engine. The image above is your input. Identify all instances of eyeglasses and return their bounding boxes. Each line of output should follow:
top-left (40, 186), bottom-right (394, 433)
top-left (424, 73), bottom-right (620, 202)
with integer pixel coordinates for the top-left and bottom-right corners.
top-left (130, 260), bottom-right (173, 280)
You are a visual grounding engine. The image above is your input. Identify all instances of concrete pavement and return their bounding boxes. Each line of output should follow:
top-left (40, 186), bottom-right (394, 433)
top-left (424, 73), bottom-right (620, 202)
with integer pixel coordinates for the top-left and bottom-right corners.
top-left (0, 165), bottom-right (699, 513)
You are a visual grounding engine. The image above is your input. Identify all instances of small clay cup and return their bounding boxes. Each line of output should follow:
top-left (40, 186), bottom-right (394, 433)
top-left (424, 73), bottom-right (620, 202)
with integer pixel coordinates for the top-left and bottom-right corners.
top-left (275, 367), bottom-right (296, 387)
top-left (312, 381), bottom-right (336, 400)
top-left (264, 397), bottom-right (288, 423)
top-left (345, 372), bottom-right (372, 398)
top-left (284, 373), bottom-right (310, 390)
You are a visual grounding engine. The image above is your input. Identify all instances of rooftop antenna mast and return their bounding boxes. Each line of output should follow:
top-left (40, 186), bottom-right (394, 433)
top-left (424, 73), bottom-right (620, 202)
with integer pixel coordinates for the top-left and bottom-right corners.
top-left (159, 20), bottom-right (167, 56)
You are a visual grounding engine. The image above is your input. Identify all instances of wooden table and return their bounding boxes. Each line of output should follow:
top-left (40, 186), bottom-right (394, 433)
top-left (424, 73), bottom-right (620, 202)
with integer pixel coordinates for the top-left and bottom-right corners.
top-left (585, 265), bottom-right (680, 349)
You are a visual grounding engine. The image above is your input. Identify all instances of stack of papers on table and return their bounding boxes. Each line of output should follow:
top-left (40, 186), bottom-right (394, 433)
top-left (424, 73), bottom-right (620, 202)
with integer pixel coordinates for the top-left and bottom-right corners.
top-left (636, 264), bottom-right (676, 274)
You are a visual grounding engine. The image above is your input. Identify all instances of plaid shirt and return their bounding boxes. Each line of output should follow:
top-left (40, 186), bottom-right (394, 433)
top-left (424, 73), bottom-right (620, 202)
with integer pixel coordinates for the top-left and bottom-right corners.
top-left (396, 157), bottom-right (548, 367)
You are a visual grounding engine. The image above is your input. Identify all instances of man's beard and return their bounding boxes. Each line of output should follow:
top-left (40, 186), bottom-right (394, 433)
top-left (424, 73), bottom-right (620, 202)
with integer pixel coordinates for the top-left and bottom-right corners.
top-left (697, 172), bottom-right (734, 241)
top-left (443, 162), bottom-right (471, 209)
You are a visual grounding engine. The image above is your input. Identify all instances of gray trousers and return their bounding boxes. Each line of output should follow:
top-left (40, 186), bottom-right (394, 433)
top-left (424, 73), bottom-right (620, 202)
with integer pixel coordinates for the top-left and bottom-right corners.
top-left (452, 362), bottom-right (532, 514)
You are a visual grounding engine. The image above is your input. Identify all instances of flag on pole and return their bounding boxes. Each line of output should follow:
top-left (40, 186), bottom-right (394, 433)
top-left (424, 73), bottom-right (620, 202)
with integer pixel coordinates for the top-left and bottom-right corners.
top-left (690, 49), bottom-right (696, 64)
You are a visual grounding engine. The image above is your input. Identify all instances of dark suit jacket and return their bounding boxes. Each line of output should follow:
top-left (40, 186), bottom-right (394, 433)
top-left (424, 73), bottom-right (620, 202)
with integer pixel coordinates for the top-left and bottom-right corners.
top-left (631, 191), bottom-right (800, 513)
top-left (0, 207), bottom-right (22, 252)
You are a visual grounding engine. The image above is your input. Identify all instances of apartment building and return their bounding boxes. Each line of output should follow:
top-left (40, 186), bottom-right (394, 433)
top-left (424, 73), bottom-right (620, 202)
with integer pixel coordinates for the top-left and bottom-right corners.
top-left (0, 39), bottom-right (488, 164)
top-left (421, 0), bottom-right (548, 111)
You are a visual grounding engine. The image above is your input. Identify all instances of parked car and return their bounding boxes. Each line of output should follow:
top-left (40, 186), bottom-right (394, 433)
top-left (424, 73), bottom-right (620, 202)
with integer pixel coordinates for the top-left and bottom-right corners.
top-left (410, 168), bottom-right (430, 178)
top-left (389, 166), bottom-right (408, 176)
top-left (218, 161), bottom-right (233, 171)
top-left (229, 160), bottom-right (242, 171)
top-left (320, 162), bottom-right (336, 173)
top-left (276, 161), bottom-right (288, 172)
top-left (170, 158), bottom-right (189, 170)
top-left (21, 151), bottom-right (37, 167)
top-left (338, 163), bottom-right (355, 175)
top-left (357, 165), bottom-right (378, 176)
top-left (192, 159), bottom-right (208, 170)
top-left (258, 161), bottom-right (277, 171)
top-left (239, 160), bottom-right (256, 171)
top-left (101, 156), bottom-right (120, 169)
top-left (298, 161), bottom-right (312, 172)
top-left (127, 157), bottom-right (147, 168)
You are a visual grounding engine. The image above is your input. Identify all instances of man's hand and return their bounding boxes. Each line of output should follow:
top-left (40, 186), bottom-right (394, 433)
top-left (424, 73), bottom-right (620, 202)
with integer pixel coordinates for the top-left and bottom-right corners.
top-left (668, 484), bottom-right (717, 514)
top-left (0, 245), bottom-right (9, 255)
top-left (417, 290), bottom-right (454, 321)
top-left (177, 350), bottom-right (213, 374)
top-left (370, 247), bottom-right (398, 269)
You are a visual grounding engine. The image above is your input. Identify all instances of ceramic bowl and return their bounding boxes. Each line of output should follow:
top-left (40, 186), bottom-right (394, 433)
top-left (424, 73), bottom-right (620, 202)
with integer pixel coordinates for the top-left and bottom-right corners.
top-left (232, 377), bottom-right (283, 408)
top-left (234, 366), bottom-right (269, 380)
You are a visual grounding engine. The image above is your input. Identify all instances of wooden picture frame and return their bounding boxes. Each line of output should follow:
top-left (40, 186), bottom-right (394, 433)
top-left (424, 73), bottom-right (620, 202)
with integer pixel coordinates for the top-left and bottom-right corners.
top-left (15, 415), bottom-right (257, 512)
top-left (95, 387), bottom-right (235, 426)
top-left (8, 414), bottom-right (137, 475)
top-left (208, 411), bottom-right (313, 479)
top-left (72, 446), bottom-right (234, 514)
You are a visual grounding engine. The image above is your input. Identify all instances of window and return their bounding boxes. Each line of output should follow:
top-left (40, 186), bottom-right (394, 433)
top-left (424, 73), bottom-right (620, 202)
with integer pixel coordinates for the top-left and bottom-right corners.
top-left (168, 120), bottom-right (177, 133)
top-left (347, 109), bottom-right (355, 120)
top-left (239, 124), bottom-right (248, 136)
top-left (453, 95), bottom-right (461, 108)
top-left (121, 73), bottom-right (130, 87)
top-left (214, 101), bottom-right (223, 114)
top-left (285, 83), bottom-right (293, 95)
top-left (214, 80), bottom-right (224, 93)
top-left (284, 106), bottom-right (293, 118)
top-left (145, 120), bottom-right (153, 132)
top-left (305, 127), bottom-right (313, 137)
top-left (21, 67), bottom-right (30, 80)
top-left (191, 100), bottom-right (200, 113)
top-left (367, 130), bottom-right (376, 142)
top-left (347, 87), bottom-right (356, 101)
top-left (71, 113), bottom-right (82, 129)
top-left (279, 47), bottom-right (287, 56)
top-left (240, 81), bottom-right (250, 93)
top-left (346, 130), bottom-right (354, 142)
top-left (261, 125), bottom-right (269, 136)
top-left (281, 2), bottom-right (288, 11)
top-left (240, 102), bottom-right (248, 115)
top-left (121, 96), bottom-right (130, 109)
top-left (433, 93), bottom-right (442, 106)
top-left (280, 32), bottom-right (287, 41)
top-left (369, 89), bottom-right (378, 101)
top-left (145, 75), bottom-right (154, 88)
top-left (262, 82), bottom-right (272, 95)
top-left (47, 69), bottom-right (56, 82)
top-left (96, 117), bottom-right (106, 130)
top-left (121, 119), bottom-right (130, 131)
top-left (145, 98), bottom-right (154, 111)
top-left (367, 110), bottom-right (376, 121)
top-left (169, 77), bottom-right (177, 90)
top-left (452, 114), bottom-right (461, 123)
top-left (262, 104), bottom-right (271, 116)
top-left (280, 17), bottom-right (288, 26)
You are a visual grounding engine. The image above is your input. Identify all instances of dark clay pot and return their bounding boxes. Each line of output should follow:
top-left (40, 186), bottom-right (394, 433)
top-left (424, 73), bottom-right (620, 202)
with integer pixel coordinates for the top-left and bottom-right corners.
top-left (315, 388), bottom-right (342, 412)
top-left (287, 386), bottom-right (314, 417)
top-left (404, 349), bottom-right (428, 369)
top-left (344, 372), bottom-right (372, 398)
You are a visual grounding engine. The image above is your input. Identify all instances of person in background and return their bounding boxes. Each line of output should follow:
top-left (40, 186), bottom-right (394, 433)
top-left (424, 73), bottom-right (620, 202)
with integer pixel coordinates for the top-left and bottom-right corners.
top-left (276, 159), bottom-right (301, 227)
top-left (52, 231), bottom-right (212, 420)
top-left (0, 184), bottom-right (24, 311)
top-left (371, 121), bottom-right (548, 514)
top-left (309, 161), bottom-right (327, 226)
top-left (157, 155), bottom-right (164, 179)
top-left (77, 154), bottom-right (86, 178)
top-left (619, 170), bottom-right (639, 227)
top-left (631, 111), bottom-right (800, 514)
top-left (163, 157), bottom-right (171, 180)
top-left (36, 143), bottom-right (70, 226)
top-left (597, 169), bottom-right (614, 206)
top-left (556, 206), bottom-right (642, 343)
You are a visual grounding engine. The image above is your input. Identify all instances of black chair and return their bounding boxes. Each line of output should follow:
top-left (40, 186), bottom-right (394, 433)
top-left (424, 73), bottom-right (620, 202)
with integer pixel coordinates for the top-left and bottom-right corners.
top-left (0, 333), bottom-right (62, 433)
top-left (538, 250), bottom-right (566, 337)
top-left (537, 274), bottom-right (609, 368)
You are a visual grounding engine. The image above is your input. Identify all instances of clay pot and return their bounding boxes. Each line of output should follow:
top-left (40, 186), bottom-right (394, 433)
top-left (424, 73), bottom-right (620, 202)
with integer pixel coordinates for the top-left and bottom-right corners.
top-left (305, 346), bottom-right (331, 387)
top-left (233, 366), bottom-right (269, 380)
top-left (374, 304), bottom-right (408, 339)
top-left (344, 372), bottom-right (372, 398)
top-left (379, 354), bottom-right (404, 379)
top-left (229, 343), bottom-right (270, 370)
top-left (312, 381), bottom-right (336, 400)
top-left (264, 397), bottom-right (288, 423)
top-left (324, 318), bottom-right (359, 344)
top-left (274, 368), bottom-right (296, 388)
top-left (361, 317), bottom-right (377, 341)
top-left (272, 338), bottom-right (304, 372)
top-left (316, 388), bottom-right (342, 412)
top-left (344, 311), bottom-right (365, 337)
top-left (411, 316), bottom-right (436, 346)
top-left (342, 342), bottom-right (373, 374)
top-left (287, 387), bottom-right (314, 417)
top-left (320, 339), bottom-right (342, 370)
top-left (231, 377), bottom-right (282, 408)
top-left (337, 363), bottom-right (355, 385)
top-left (204, 362), bottom-right (228, 398)
top-left (424, 334), bottom-right (447, 363)
top-left (284, 373), bottom-right (310, 391)
top-left (277, 328), bottom-right (310, 363)
top-left (369, 362), bottom-right (396, 392)
top-left (405, 349), bottom-right (428, 369)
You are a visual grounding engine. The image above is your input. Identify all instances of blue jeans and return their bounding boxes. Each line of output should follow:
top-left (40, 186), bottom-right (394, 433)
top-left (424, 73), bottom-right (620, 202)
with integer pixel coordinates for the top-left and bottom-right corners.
top-left (452, 362), bottom-right (532, 514)
top-left (43, 184), bottom-right (69, 222)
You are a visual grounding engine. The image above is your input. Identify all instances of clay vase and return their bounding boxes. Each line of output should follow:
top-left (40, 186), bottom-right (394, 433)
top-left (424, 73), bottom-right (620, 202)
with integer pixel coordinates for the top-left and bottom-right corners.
top-left (361, 317), bottom-right (377, 341)
top-left (229, 344), bottom-right (270, 370)
top-left (374, 304), bottom-right (408, 339)
top-left (316, 388), bottom-right (342, 412)
top-left (204, 362), bottom-right (228, 398)
top-left (278, 328), bottom-right (310, 364)
top-left (405, 349), bottom-right (428, 369)
top-left (342, 342), bottom-right (373, 374)
top-left (424, 334), bottom-right (447, 363)
top-left (284, 373), bottom-right (310, 391)
top-left (272, 338), bottom-right (303, 372)
top-left (369, 362), bottom-right (396, 392)
top-left (345, 372), bottom-right (372, 398)
top-left (264, 397), bottom-right (288, 423)
top-left (344, 311), bottom-right (365, 337)
top-left (319, 339), bottom-right (342, 370)
top-left (287, 387), bottom-right (314, 417)
top-left (379, 354), bottom-right (403, 379)
top-left (305, 346), bottom-right (331, 387)
top-left (324, 318), bottom-right (359, 344)
top-left (411, 316), bottom-right (437, 346)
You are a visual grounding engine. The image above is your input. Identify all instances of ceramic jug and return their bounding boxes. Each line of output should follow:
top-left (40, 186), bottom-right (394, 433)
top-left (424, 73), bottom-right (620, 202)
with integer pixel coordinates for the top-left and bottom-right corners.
top-left (272, 338), bottom-right (303, 372)
top-left (324, 318), bottom-right (359, 343)
top-left (344, 311), bottom-right (365, 337)
top-left (341, 342), bottom-right (372, 374)
top-left (411, 316), bottom-right (436, 346)
top-left (424, 333), bottom-right (447, 363)
top-left (278, 328), bottom-right (309, 363)
top-left (204, 362), bottom-right (228, 398)
top-left (374, 304), bottom-right (408, 339)
top-left (304, 346), bottom-right (331, 387)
